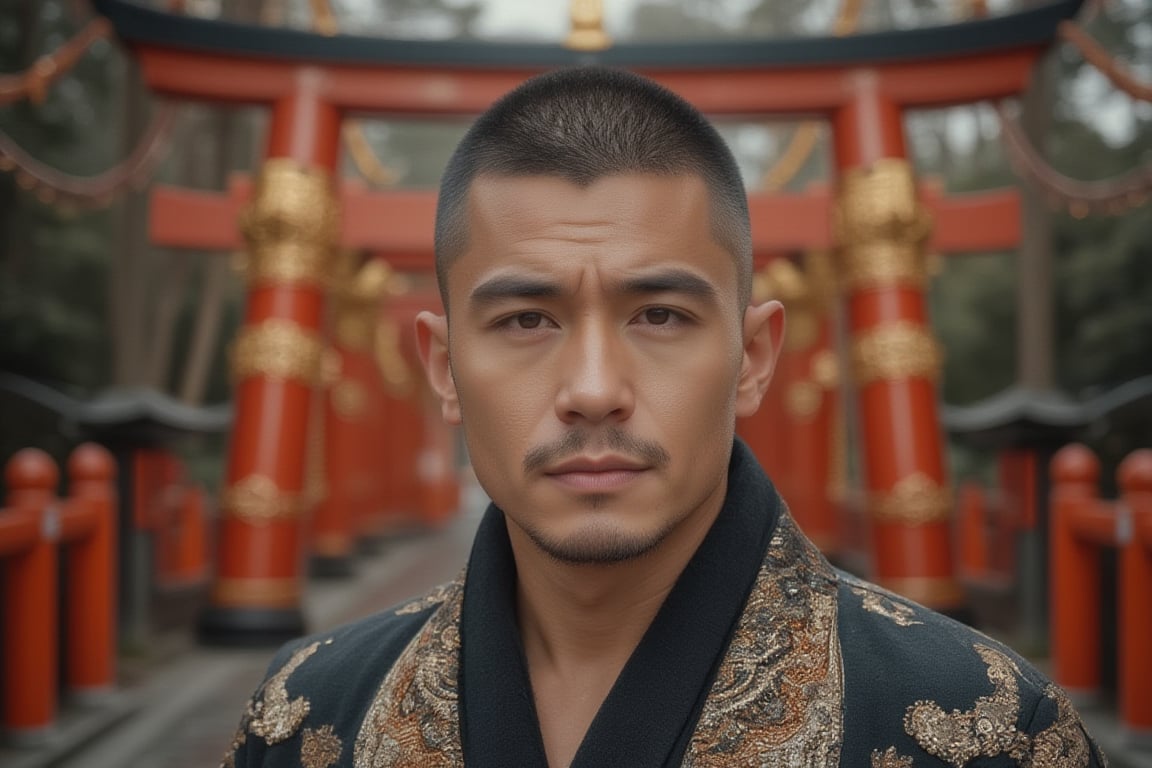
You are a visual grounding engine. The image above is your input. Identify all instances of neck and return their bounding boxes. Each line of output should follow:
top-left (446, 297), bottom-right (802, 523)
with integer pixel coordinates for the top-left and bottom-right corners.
top-left (508, 493), bottom-right (724, 670)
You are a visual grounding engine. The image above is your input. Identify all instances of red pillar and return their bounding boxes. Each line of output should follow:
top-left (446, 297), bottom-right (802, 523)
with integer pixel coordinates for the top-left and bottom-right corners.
top-left (1119, 450), bottom-right (1152, 733)
top-left (832, 80), bottom-right (961, 610)
top-left (200, 73), bottom-right (341, 646)
top-left (311, 258), bottom-right (392, 574)
top-left (1, 449), bottom-right (58, 742)
top-left (1049, 444), bottom-right (1102, 695)
top-left (64, 444), bottom-right (118, 700)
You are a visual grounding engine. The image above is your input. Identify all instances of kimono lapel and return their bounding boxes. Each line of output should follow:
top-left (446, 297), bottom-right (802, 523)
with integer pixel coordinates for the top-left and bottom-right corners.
top-left (352, 441), bottom-right (844, 768)
top-left (567, 442), bottom-right (779, 768)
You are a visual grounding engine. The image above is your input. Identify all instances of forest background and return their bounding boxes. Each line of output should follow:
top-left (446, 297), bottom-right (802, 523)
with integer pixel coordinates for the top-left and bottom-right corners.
top-left (0, 0), bottom-right (1149, 490)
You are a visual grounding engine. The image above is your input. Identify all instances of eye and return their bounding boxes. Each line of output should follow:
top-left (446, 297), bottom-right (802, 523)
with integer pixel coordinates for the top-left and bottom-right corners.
top-left (516, 312), bottom-right (544, 329)
top-left (643, 307), bottom-right (671, 325)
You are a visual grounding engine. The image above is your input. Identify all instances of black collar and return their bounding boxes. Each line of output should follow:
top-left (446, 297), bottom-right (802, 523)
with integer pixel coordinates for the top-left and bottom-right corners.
top-left (459, 439), bottom-right (783, 768)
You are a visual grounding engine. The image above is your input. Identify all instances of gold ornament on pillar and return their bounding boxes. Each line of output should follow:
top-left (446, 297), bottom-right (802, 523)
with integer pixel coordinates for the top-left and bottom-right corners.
top-left (753, 258), bottom-right (820, 352)
top-left (230, 319), bottom-right (325, 384)
top-left (333, 257), bottom-right (392, 352)
top-left (870, 472), bottom-right (953, 525)
top-left (239, 158), bottom-right (339, 287)
top-left (566, 0), bottom-right (611, 51)
top-left (851, 321), bottom-right (942, 385)
top-left (834, 158), bottom-right (933, 292)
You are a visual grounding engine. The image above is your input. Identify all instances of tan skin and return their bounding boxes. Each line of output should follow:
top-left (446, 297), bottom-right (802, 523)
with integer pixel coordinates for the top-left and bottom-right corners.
top-left (417, 173), bottom-right (783, 768)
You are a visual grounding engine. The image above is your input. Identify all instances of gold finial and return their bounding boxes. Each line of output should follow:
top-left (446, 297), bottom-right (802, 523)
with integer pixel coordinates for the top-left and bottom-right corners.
top-left (566, 0), bottom-right (611, 52)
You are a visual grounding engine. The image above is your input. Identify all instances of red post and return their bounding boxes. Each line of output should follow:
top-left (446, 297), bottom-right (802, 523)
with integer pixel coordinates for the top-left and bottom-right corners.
top-left (1, 449), bottom-right (59, 742)
top-left (1118, 449), bottom-right (1152, 734)
top-left (957, 482), bottom-right (991, 581)
top-left (1050, 444), bottom-right (1102, 695)
top-left (832, 80), bottom-right (960, 609)
top-left (63, 443), bottom-right (118, 700)
top-left (201, 71), bottom-right (342, 645)
top-left (168, 485), bottom-right (210, 587)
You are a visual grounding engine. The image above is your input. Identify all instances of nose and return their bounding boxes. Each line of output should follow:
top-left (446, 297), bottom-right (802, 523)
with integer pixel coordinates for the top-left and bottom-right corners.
top-left (554, 321), bottom-right (635, 425)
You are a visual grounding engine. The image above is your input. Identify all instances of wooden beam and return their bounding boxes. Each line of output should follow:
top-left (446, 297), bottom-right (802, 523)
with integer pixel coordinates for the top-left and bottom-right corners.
top-left (150, 178), bottom-right (1020, 268)
top-left (133, 45), bottom-right (1042, 115)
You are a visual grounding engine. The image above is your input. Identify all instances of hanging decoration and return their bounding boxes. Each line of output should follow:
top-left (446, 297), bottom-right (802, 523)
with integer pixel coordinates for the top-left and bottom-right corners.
top-left (999, 105), bottom-right (1151, 218)
top-left (758, 0), bottom-right (861, 191)
top-left (0, 6), bottom-right (183, 209)
top-left (996, 10), bottom-right (1152, 218)
top-left (310, 0), bottom-right (402, 188)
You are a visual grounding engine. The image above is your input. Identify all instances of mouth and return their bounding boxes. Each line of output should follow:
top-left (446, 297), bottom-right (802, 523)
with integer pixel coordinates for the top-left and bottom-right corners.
top-left (543, 456), bottom-right (650, 493)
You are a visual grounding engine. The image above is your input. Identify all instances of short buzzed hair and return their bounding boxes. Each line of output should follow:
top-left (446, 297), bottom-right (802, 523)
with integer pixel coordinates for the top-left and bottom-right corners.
top-left (433, 66), bottom-right (753, 309)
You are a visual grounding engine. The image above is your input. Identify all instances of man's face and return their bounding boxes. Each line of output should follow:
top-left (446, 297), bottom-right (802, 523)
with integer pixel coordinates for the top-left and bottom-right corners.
top-left (419, 173), bottom-right (778, 564)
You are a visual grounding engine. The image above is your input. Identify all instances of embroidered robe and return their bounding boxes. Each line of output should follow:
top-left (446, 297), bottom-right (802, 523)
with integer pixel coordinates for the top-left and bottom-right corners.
top-left (223, 441), bottom-right (1107, 768)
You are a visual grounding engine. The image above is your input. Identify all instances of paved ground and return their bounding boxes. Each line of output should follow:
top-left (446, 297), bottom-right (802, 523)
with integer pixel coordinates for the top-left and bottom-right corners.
top-left (3, 476), bottom-right (1150, 767)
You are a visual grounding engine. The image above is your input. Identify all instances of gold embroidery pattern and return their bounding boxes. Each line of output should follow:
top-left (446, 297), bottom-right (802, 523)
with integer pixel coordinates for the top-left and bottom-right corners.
top-left (684, 511), bottom-right (843, 767)
top-left (248, 640), bottom-right (326, 745)
top-left (904, 644), bottom-right (1031, 766)
top-left (395, 579), bottom-right (461, 615)
top-left (850, 585), bottom-right (924, 627)
top-left (872, 746), bottom-right (914, 767)
top-left (355, 576), bottom-right (466, 767)
top-left (1028, 685), bottom-right (1095, 767)
top-left (302, 724), bottom-right (344, 768)
top-left (219, 728), bottom-right (244, 768)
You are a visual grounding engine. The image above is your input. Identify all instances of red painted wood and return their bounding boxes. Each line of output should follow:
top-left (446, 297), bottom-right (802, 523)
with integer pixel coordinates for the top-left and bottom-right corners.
top-left (149, 182), bottom-right (1021, 259)
top-left (834, 88), bottom-right (959, 609)
top-left (132, 45), bottom-right (1042, 114)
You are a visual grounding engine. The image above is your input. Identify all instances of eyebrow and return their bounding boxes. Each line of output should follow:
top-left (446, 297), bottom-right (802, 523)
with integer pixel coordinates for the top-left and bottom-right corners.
top-left (469, 274), bottom-right (563, 305)
top-left (468, 267), bottom-right (719, 306)
top-left (619, 269), bottom-right (718, 301)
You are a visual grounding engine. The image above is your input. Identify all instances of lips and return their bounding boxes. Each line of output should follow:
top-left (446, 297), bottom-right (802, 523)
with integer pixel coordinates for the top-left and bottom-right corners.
top-left (543, 456), bottom-right (650, 492)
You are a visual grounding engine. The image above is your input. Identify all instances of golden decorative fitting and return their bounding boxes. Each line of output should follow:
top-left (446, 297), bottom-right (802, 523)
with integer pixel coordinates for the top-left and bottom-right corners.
top-left (754, 259), bottom-right (821, 352)
top-left (213, 577), bottom-right (301, 608)
top-left (375, 318), bottom-right (413, 398)
top-left (811, 349), bottom-right (839, 389)
top-left (221, 475), bottom-right (303, 524)
top-left (566, 0), bottom-right (611, 51)
top-left (786, 381), bottom-right (823, 421)
top-left (851, 321), bottom-right (942, 385)
top-left (333, 260), bottom-right (393, 352)
top-left (870, 472), bottom-right (952, 525)
top-left (835, 158), bottom-right (933, 292)
top-left (231, 319), bottom-right (324, 383)
top-left (240, 158), bottom-right (339, 287)
top-left (332, 379), bottom-right (367, 419)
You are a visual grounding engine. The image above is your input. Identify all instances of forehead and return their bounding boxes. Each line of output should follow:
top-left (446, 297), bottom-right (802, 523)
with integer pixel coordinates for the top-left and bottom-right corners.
top-left (447, 173), bottom-right (737, 299)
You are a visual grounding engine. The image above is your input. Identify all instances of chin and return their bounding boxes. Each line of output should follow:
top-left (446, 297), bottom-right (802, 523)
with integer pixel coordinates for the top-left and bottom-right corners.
top-left (523, 516), bottom-right (674, 565)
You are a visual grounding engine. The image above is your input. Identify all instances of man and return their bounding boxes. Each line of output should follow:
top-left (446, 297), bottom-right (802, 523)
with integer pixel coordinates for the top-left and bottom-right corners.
top-left (223, 67), bottom-right (1104, 768)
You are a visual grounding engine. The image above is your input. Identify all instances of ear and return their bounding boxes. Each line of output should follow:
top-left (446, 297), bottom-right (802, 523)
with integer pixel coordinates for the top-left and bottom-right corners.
top-left (415, 311), bottom-right (462, 425)
top-left (734, 300), bottom-right (785, 418)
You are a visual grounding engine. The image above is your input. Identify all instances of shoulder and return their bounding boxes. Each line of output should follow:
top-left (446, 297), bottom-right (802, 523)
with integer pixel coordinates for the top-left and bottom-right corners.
top-left (834, 572), bottom-right (1106, 767)
top-left (221, 581), bottom-right (458, 768)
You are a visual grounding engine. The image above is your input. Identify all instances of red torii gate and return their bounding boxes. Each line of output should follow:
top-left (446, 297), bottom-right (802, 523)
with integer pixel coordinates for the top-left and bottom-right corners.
top-left (149, 179), bottom-right (1022, 258)
top-left (94, 0), bottom-right (1082, 644)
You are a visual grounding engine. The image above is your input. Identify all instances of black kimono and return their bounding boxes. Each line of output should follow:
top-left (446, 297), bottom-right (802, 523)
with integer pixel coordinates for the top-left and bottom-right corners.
top-left (222, 442), bottom-right (1106, 767)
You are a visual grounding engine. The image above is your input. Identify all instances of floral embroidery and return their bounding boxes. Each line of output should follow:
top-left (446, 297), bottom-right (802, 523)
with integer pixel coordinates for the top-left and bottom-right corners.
top-left (395, 578), bottom-right (461, 615)
top-left (354, 575), bottom-right (466, 767)
top-left (1027, 685), bottom-right (1096, 767)
top-left (872, 746), bottom-right (915, 767)
top-left (248, 639), bottom-right (329, 745)
top-left (684, 511), bottom-right (843, 767)
top-left (302, 724), bottom-right (344, 768)
top-left (850, 585), bottom-right (923, 627)
top-left (904, 644), bottom-right (1031, 766)
top-left (219, 728), bottom-right (244, 768)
